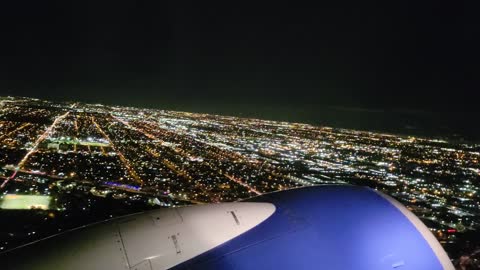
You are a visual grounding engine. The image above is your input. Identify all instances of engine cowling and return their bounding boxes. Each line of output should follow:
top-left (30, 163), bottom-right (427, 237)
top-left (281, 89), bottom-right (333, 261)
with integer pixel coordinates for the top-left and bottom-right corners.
top-left (2, 185), bottom-right (454, 270)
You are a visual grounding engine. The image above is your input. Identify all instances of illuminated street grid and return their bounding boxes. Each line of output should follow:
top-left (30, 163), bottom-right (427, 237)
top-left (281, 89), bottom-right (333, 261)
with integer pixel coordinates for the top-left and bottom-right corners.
top-left (0, 96), bottom-right (479, 245)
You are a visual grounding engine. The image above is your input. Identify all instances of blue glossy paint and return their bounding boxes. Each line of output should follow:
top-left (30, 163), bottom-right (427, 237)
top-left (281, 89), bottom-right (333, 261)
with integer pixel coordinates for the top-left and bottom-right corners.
top-left (170, 185), bottom-right (444, 270)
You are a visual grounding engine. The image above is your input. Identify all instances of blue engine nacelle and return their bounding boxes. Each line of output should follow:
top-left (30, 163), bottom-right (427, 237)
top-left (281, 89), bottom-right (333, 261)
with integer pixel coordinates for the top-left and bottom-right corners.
top-left (2, 185), bottom-right (454, 270)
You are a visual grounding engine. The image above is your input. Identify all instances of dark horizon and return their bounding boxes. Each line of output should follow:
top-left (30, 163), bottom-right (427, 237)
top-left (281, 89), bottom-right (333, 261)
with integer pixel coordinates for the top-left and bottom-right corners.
top-left (4, 94), bottom-right (480, 143)
top-left (1, 1), bottom-right (479, 140)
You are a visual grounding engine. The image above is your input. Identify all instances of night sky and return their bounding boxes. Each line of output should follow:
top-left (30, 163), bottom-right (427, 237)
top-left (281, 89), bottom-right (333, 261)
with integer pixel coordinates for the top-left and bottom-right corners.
top-left (0, 1), bottom-right (478, 139)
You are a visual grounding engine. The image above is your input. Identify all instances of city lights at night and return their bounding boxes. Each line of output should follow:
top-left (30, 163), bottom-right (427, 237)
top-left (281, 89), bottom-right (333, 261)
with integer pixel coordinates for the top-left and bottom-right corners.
top-left (0, 1), bottom-right (478, 268)
top-left (0, 96), bottom-right (478, 260)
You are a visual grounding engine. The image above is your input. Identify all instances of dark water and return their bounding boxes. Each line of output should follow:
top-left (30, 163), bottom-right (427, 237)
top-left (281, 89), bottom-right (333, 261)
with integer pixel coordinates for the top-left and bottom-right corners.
top-left (175, 104), bottom-right (480, 143)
